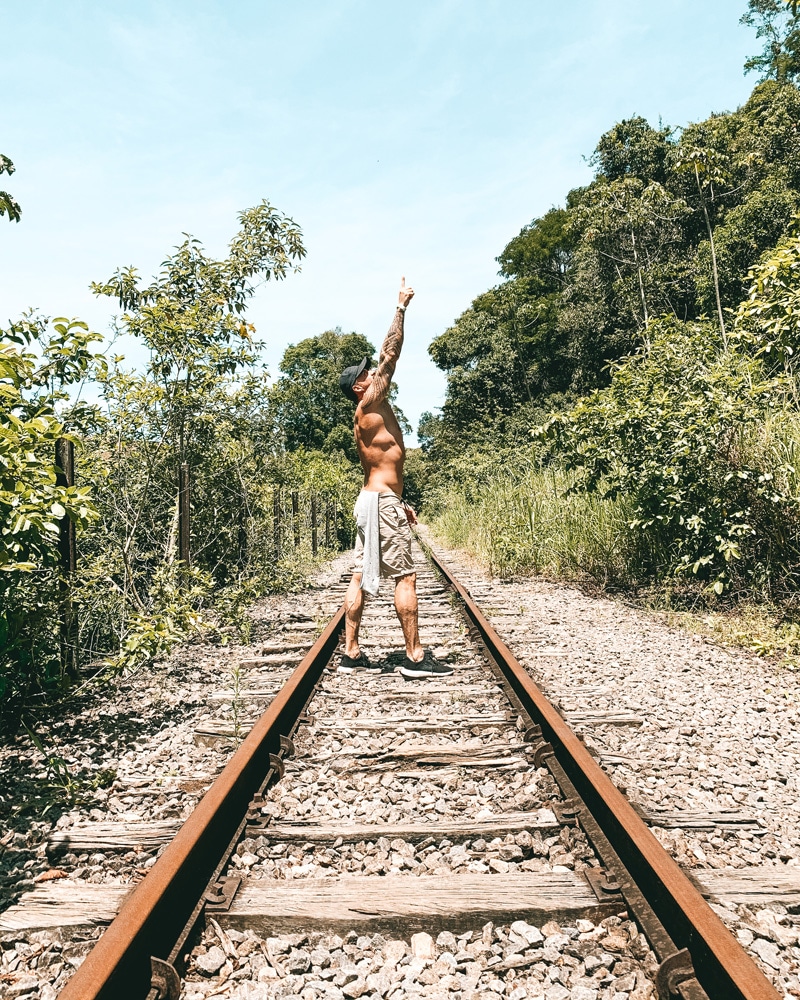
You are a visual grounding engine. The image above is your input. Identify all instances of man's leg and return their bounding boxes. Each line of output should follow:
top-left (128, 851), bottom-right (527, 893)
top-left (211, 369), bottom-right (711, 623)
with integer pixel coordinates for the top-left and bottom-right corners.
top-left (344, 572), bottom-right (366, 658)
top-left (394, 572), bottom-right (424, 662)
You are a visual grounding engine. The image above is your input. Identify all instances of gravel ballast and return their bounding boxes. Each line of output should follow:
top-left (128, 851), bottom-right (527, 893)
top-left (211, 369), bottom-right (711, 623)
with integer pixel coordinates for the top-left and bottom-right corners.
top-left (3, 530), bottom-right (800, 998)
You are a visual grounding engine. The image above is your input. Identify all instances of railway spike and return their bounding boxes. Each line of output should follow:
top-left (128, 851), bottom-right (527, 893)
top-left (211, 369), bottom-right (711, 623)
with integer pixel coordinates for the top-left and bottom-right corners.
top-left (204, 876), bottom-right (242, 912)
top-left (556, 797), bottom-right (582, 823)
top-left (600, 871), bottom-right (621, 894)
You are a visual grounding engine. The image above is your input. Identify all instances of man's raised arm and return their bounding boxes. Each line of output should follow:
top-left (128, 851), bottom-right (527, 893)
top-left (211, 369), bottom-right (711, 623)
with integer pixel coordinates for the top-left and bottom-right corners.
top-left (361, 277), bottom-right (414, 406)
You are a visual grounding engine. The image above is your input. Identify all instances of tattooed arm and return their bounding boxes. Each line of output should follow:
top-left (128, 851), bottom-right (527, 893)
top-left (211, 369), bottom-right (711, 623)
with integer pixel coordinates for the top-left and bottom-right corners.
top-left (361, 278), bottom-right (415, 406)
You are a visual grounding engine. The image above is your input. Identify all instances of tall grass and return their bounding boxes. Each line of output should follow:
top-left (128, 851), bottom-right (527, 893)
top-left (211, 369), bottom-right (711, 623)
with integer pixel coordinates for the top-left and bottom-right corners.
top-left (428, 464), bottom-right (661, 585)
top-left (744, 409), bottom-right (800, 496)
top-left (426, 407), bottom-right (800, 595)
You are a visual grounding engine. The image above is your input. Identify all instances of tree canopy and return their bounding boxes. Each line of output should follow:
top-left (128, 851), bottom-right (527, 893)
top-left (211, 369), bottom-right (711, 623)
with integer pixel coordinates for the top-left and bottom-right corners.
top-left (424, 76), bottom-right (800, 460)
top-left (741, 0), bottom-right (800, 82)
top-left (419, 6), bottom-right (800, 603)
top-left (270, 328), bottom-right (376, 462)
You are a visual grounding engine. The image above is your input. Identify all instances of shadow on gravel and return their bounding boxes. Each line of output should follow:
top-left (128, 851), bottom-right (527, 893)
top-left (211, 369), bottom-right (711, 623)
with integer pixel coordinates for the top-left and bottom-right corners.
top-left (0, 688), bottom-right (182, 915)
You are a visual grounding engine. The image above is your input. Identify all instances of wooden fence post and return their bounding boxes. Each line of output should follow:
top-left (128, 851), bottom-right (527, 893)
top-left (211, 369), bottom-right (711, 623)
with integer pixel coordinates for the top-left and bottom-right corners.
top-left (273, 489), bottom-right (282, 560)
top-left (292, 491), bottom-right (300, 548)
top-left (325, 500), bottom-right (332, 549)
top-left (311, 494), bottom-right (318, 556)
top-left (178, 462), bottom-right (191, 568)
top-left (55, 438), bottom-right (78, 679)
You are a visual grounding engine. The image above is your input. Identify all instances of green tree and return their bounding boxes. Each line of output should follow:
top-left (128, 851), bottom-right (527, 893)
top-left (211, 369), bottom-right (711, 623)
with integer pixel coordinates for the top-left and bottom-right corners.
top-left (424, 61), bottom-right (800, 471)
top-left (427, 277), bottom-right (570, 454)
top-left (674, 80), bottom-right (800, 316)
top-left (270, 328), bottom-right (376, 461)
top-left (497, 207), bottom-right (575, 291)
top-left (741, 0), bottom-right (800, 82)
top-left (675, 146), bottom-right (734, 344)
top-left (88, 202), bottom-right (305, 608)
top-left (92, 200), bottom-right (304, 466)
top-left (571, 176), bottom-right (691, 333)
top-left (592, 116), bottom-right (673, 186)
top-left (694, 176), bottom-right (800, 315)
top-left (0, 154), bottom-right (21, 223)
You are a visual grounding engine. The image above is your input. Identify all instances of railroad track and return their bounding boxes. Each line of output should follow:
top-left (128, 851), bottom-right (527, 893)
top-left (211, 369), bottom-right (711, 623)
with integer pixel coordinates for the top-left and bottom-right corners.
top-left (0, 538), bottom-right (792, 999)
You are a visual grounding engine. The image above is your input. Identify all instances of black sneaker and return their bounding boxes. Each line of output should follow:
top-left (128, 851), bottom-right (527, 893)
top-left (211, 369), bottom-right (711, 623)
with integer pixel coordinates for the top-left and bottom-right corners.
top-left (399, 651), bottom-right (454, 679)
top-left (338, 652), bottom-right (380, 674)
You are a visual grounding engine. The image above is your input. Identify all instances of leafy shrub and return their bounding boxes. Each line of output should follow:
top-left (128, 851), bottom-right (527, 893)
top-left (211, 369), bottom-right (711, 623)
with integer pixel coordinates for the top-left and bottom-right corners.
top-left (734, 225), bottom-right (800, 370)
top-left (538, 317), bottom-right (800, 594)
top-left (1, 318), bottom-right (99, 709)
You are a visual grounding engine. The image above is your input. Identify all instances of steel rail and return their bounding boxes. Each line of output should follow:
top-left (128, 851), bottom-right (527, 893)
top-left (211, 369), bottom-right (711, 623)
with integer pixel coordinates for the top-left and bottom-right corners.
top-left (425, 546), bottom-right (780, 1000)
top-left (58, 605), bottom-right (346, 1000)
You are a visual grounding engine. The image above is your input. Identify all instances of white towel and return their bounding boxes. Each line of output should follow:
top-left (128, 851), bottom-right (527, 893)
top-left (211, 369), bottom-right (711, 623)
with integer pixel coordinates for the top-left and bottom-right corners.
top-left (354, 490), bottom-right (381, 596)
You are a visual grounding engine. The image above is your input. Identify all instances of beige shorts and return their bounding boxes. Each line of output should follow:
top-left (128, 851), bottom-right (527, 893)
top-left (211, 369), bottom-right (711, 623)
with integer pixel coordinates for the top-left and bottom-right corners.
top-left (353, 491), bottom-right (415, 580)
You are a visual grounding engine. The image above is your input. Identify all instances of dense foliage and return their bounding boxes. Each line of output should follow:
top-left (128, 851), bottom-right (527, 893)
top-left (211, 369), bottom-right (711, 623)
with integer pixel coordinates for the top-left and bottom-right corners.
top-left (539, 311), bottom-right (799, 595)
top-left (742, 0), bottom-right (800, 82)
top-left (1, 318), bottom-right (98, 703)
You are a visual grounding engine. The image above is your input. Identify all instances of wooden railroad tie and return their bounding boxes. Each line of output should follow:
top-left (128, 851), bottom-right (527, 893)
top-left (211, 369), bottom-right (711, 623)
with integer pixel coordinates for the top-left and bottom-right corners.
top-left (194, 709), bottom-right (644, 745)
top-left (5, 867), bottom-right (800, 937)
top-left (47, 810), bottom-right (562, 855)
top-left (46, 805), bottom-right (760, 857)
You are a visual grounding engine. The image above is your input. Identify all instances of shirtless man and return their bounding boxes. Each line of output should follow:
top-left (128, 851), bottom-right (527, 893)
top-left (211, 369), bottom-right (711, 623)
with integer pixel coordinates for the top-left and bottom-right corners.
top-left (338, 278), bottom-right (453, 679)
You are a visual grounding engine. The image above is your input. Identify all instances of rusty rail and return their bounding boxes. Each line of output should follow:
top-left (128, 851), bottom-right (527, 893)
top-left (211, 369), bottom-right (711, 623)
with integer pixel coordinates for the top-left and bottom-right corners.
top-left (424, 543), bottom-right (779, 1000)
top-left (57, 541), bottom-right (782, 1000)
top-left (58, 607), bottom-right (346, 1000)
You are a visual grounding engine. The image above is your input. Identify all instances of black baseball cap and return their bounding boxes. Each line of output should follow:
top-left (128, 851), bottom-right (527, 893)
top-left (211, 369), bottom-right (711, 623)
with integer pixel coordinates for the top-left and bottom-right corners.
top-left (339, 356), bottom-right (370, 402)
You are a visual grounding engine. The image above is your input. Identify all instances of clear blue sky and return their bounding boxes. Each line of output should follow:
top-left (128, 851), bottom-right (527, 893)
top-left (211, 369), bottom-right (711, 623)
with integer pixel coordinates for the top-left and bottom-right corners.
top-left (2, 1), bottom-right (757, 441)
